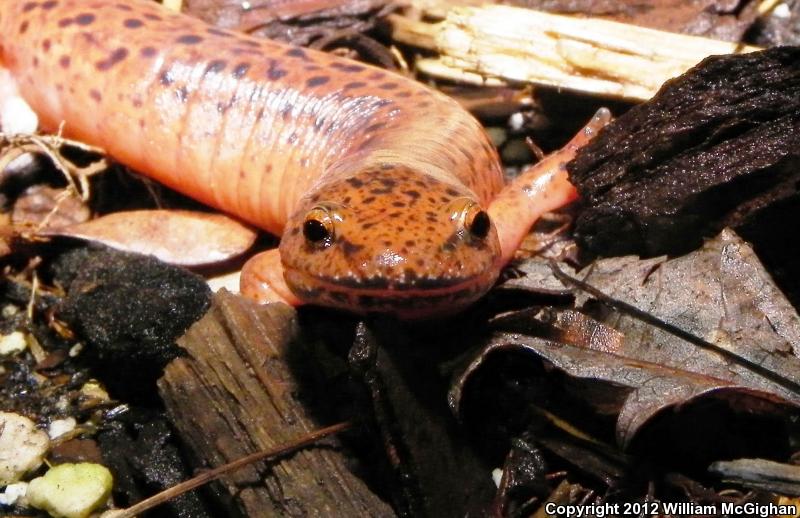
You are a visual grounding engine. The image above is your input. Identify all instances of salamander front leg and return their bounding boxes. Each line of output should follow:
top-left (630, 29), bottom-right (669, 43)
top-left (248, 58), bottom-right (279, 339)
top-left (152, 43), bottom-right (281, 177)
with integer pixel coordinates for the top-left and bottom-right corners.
top-left (488, 108), bottom-right (611, 264)
top-left (240, 248), bottom-right (302, 306)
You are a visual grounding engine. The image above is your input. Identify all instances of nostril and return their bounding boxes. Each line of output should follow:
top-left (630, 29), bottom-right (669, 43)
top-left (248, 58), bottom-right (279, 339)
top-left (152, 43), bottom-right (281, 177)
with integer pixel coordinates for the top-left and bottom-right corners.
top-left (468, 210), bottom-right (490, 239)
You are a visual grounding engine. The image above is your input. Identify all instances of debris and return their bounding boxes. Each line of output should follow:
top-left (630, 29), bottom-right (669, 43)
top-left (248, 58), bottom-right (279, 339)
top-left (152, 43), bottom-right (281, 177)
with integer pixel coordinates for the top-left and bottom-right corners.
top-left (27, 462), bottom-right (113, 518)
top-left (0, 412), bottom-right (49, 485)
top-left (0, 481), bottom-right (28, 506)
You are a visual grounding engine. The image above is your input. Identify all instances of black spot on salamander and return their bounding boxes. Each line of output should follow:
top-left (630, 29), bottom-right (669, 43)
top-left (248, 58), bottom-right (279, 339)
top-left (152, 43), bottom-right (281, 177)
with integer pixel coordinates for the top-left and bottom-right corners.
top-left (115, 3), bottom-right (133, 10)
top-left (379, 178), bottom-right (396, 188)
top-left (365, 122), bottom-right (385, 133)
top-left (19, 21), bottom-right (29, 34)
top-left (143, 13), bottom-right (161, 21)
top-left (445, 187), bottom-right (459, 197)
top-left (32, 56), bottom-right (38, 67)
top-left (391, 201), bottom-right (404, 208)
top-left (42, 39), bottom-right (51, 51)
top-left (346, 177), bottom-right (364, 188)
top-left (340, 239), bottom-right (365, 257)
top-left (380, 163), bottom-right (394, 170)
top-left (396, 91), bottom-right (412, 98)
top-left (286, 47), bottom-right (308, 59)
top-left (405, 240), bottom-right (416, 247)
top-left (96, 48), bottom-right (128, 71)
top-left (232, 62), bottom-right (251, 78)
top-left (207, 28), bottom-right (233, 38)
top-left (331, 62), bottom-right (366, 72)
top-left (59, 55), bottom-right (71, 68)
top-left (175, 86), bottom-right (189, 103)
top-left (176, 34), bottom-right (203, 45)
top-left (123, 18), bottom-right (144, 29)
top-left (42, 1), bottom-right (58, 10)
top-left (379, 82), bottom-right (399, 90)
top-left (57, 18), bottom-right (73, 28)
top-left (203, 59), bottom-right (227, 76)
top-left (89, 89), bottom-right (102, 102)
top-left (140, 46), bottom-right (157, 58)
top-left (75, 13), bottom-right (95, 25)
top-left (22, 2), bottom-right (38, 12)
top-left (159, 70), bottom-right (175, 86)
top-left (266, 61), bottom-right (287, 80)
top-left (255, 108), bottom-right (264, 121)
top-left (362, 196), bottom-right (376, 204)
top-left (239, 39), bottom-right (261, 48)
top-left (403, 190), bottom-right (420, 201)
top-left (362, 222), bottom-right (375, 229)
top-left (306, 76), bottom-right (330, 87)
top-left (132, 98), bottom-right (143, 108)
top-left (367, 71), bottom-right (384, 80)
top-left (343, 81), bottom-right (366, 90)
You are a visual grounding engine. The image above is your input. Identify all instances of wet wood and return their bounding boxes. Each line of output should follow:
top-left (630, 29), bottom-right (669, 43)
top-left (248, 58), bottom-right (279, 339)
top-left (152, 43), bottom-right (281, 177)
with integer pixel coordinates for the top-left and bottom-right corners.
top-left (158, 290), bottom-right (395, 517)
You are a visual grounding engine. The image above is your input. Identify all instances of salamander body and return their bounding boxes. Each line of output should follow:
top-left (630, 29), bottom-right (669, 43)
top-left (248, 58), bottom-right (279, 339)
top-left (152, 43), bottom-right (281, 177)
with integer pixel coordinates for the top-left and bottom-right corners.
top-left (1, 0), bottom-right (607, 318)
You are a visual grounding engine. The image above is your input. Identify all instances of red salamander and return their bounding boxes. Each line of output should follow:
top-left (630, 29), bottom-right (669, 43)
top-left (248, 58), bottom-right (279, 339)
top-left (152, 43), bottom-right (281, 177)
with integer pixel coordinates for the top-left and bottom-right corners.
top-left (0, 0), bottom-right (609, 318)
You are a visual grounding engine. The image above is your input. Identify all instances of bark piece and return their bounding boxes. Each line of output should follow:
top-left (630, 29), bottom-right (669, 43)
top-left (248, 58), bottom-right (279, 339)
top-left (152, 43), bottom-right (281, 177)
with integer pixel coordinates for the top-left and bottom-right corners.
top-left (158, 291), bottom-right (394, 517)
top-left (709, 458), bottom-right (800, 496)
top-left (569, 47), bottom-right (800, 257)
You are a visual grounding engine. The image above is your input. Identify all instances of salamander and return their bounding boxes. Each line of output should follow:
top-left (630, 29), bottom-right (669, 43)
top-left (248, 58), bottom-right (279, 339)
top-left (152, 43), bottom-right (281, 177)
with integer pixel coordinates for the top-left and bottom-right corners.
top-left (0, 0), bottom-right (609, 318)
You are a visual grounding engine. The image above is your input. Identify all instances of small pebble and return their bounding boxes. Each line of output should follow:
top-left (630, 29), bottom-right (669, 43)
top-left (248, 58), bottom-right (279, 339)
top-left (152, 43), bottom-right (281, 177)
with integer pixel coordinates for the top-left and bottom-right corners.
top-left (0, 412), bottom-right (49, 485)
top-left (27, 463), bottom-right (113, 518)
top-left (0, 482), bottom-right (28, 506)
top-left (485, 127), bottom-right (507, 148)
top-left (68, 343), bottom-right (84, 358)
top-left (48, 417), bottom-right (77, 440)
top-left (491, 468), bottom-right (503, 487)
top-left (0, 331), bottom-right (27, 355)
top-left (1, 305), bottom-right (19, 318)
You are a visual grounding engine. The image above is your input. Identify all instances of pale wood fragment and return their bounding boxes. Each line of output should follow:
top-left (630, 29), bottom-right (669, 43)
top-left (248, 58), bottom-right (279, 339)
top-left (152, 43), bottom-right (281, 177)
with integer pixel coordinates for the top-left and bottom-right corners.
top-left (391, 4), bottom-right (763, 100)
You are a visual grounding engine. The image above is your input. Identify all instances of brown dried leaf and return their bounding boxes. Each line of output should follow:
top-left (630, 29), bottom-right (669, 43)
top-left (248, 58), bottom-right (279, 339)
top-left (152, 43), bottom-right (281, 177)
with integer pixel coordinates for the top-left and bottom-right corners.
top-left (456, 230), bottom-right (800, 452)
top-left (41, 209), bottom-right (257, 267)
top-left (12, 185), bottom-right (91, 231)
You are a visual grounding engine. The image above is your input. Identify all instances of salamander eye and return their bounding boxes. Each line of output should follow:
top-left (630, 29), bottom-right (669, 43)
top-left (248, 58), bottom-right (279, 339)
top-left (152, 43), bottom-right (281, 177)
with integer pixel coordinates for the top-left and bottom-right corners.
top-left (303, 206), bottom-right (335, 245)
top-left (449, 198), bottom-right (491, 240)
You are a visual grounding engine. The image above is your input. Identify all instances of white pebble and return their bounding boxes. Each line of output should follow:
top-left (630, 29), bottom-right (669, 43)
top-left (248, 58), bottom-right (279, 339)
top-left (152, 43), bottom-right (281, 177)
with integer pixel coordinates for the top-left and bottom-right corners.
top-left (774, 3), bottom-right (791, 18)
top-left (491, 467), bottom-right (503, 487)
top-left (0, 482), bottom-right (28, 505)
top-left (0, 331), bottom-right (27, 355)
top-left (0, 412), bottom-right (49, 485)
top-left (0, 96), bottom-right (38, 136)
top-left (508, 112), bottom-right (525, 131)
top-left (27, 463), bottom-right (113, 518)
top-left (48, 417), bottom-right (77, 440)
top-left (68, 342), bottom-right (84, 358)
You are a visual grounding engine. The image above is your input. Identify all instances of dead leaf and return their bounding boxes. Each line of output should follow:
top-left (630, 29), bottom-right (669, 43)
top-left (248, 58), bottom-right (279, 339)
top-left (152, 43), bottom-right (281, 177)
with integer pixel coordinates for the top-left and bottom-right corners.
top-left (454, 230), bottom-right (800, 457)
top-left (41, 209), bottom-right (257, 267)
top-left (12, 185), bottom-right (91, 231)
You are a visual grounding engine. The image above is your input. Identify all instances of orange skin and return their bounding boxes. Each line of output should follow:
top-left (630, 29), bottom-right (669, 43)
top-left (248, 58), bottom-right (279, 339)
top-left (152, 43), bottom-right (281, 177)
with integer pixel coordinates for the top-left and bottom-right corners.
top-left (1, 0), bottom-right (609, 318)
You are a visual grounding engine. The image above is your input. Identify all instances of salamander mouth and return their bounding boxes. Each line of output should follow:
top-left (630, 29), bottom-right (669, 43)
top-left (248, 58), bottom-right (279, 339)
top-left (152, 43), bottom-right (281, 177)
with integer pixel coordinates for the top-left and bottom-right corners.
top-left (283, 266), bottom-right (500, 318)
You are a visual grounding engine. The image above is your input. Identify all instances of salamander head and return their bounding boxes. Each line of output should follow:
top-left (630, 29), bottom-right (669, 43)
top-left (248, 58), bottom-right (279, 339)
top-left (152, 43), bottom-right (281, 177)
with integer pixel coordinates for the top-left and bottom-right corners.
top-left (279, 164), bottom-right (502, 318)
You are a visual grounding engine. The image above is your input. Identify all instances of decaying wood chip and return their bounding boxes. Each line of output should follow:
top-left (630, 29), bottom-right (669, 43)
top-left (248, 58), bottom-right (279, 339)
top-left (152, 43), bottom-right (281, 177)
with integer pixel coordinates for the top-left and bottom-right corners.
top-left (456, 230), bottom-right (800, 453)
top-left (390, 4), bottom-right (760, 100)
top-left (40, 209), bottom-right (257, 267)
top-left (569, 47), bottom-right (800, 258)
top-left (158, 291), bottom-right (394, 516)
